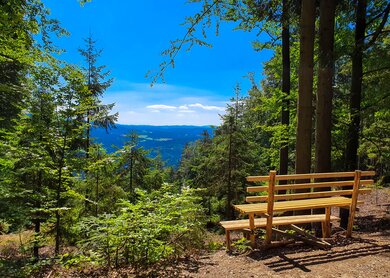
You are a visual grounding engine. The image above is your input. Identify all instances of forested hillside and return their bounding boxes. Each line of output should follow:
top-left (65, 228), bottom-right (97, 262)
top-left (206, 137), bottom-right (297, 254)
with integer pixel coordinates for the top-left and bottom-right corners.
top-left (91, 125), bottom-right (214, 166)
top-left (0, 0), bottom-right (389, 277)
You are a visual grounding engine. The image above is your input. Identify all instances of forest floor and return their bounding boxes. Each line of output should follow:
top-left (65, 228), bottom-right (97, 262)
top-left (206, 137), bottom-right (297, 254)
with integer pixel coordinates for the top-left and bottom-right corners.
top-left (174, 188), bottom-right (390, 278)
top-left (1, 188), bottom-right (389, 278)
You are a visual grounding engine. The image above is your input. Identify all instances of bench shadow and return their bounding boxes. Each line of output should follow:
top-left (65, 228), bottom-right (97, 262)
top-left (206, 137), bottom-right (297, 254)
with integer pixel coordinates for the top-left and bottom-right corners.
top-left (248, 239), bottom-right (390, 273)
top-left (355, 214), bottom-right (390, 232)
top-left (265, 244), bottom-right (389, 273)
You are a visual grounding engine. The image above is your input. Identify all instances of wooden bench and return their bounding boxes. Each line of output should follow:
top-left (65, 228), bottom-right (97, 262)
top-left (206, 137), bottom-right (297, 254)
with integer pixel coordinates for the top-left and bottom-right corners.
top-left (220, 170), bottom-right (375, 251)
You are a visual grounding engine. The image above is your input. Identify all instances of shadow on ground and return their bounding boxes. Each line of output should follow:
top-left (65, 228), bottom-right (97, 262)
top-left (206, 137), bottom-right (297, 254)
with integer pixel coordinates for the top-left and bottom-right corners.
top-left (259, 243), bottom-right (389, 273)
top-left (355, 214), bottom-right (390, 232)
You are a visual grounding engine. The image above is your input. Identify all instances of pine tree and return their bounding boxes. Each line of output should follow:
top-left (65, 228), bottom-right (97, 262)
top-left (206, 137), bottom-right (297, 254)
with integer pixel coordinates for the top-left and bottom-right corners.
top-left (116, 131), bottom-right (150, 200)
top-left (78, 34), bottom-right (117, 158)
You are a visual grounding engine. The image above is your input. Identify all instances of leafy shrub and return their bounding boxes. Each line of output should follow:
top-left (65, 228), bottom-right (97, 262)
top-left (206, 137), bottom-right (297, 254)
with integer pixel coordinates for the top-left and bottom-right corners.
top-left (207, 241), bottom-right (223, 251)
top-left (75, 184), bottom-right (206, 270)
top-left (231, 237), bottom-right (252, 254)
top-left (0, 219), bottom-right (10, 234)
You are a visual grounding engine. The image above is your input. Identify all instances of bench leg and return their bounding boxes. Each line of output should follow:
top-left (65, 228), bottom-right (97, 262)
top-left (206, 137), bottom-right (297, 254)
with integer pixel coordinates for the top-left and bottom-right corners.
top-left (321, 222), bottom-right (326, 238)
top-left (347, 206), bottom-right (355, 238)
top-left (322, 207), bottom-right (331, 238)
top-left (265, 215), bottom-right (273, 245)
top-left (226, 230), bottom-right (231, 251)
top-left (347, 170), bottom-right (361, 238)
top-left (249, 213), bottom-right (256, 248)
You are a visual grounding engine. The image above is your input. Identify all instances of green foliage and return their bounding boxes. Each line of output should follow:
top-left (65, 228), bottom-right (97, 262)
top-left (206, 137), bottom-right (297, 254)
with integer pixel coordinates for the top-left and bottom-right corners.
top-left (1, 0), bottom-right (390, 275)
top-left (207, 241), bottom-right (223, 251)
top-left (75, 185), bottom-right (206, 269)
top-left (0, 219), bottom-right (10, 234)
top-left (231, 237), bottom-right (252, 254)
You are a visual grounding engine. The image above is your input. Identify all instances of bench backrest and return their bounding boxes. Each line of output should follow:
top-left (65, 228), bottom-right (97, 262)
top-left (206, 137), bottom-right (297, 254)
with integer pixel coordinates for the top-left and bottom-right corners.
top-left (245, 170), bottom-right (375, 205)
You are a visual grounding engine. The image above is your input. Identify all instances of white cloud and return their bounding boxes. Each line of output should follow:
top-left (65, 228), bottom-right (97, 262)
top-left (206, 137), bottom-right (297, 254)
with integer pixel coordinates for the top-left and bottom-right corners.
top-left (146, 104), bottom-right (176, 110)
top-left (188, 103), bottom-right (225, 111)
top-left (146, 102), bottom-right (225, 113)
top-left (178, 105), bottom-right (189, 110)
top-left (102, 82), bottom-right (227, 125)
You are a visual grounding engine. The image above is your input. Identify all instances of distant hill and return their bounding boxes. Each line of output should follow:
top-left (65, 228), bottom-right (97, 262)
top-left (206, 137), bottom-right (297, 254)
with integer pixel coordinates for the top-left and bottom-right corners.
top-left (91, 124), bottom-right (214, 166)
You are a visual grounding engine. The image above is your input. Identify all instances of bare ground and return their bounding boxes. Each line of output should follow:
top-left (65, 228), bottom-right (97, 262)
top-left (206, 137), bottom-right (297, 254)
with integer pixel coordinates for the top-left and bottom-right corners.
top-left (168, 188), bottom-right (390, 278)
top-left (1, 189), bottom-right (389, 277)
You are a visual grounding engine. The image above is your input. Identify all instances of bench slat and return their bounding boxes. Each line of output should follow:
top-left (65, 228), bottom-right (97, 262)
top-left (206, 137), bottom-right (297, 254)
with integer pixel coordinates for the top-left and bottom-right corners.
top-left (225, 171), bottom-right (375, 250)
top-left (246, 179), bottom-right (374, 193)
top-left (235, 196), bottom-right (363, 214)
top-left (246, 188), bottom-right (372, 202)
top-left (247, 171), bottom-right (375, 182)
top-left (220, 214), bottom-right (340, 230)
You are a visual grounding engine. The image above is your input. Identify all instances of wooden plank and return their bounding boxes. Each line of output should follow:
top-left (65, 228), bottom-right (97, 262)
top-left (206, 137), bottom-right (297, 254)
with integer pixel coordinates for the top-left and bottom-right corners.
top-left (347, 170), bottom-right (361, 237)
top-left (273, 188), bottom-right (371, 201)
top-left (246, 175), bottom-right (269, 182)
top-left (246, 179), bottom-right (374, 193)
top-left (249, 213), bottom-right (255, 247)
top-left (274, 180), bottom-right (354, 191)
top-left (265, 171), bottom-right (276, 244)
top-left (360, 171), bottom-right (375, 177)
top-left (321, 221), bottom-right (326, 239)
top-left (288, 224), bottom-right (331, 247)
top-left (361, 179), bottom-right (374, 185)
top-left (246, 172), bottom-right (374, 183)
top-left (234, 196), bottom-right (362, 214)
top-left (324, 207), bottom-right (331, 238)
top-left (220, 214), bottom-right (340, 230)
top-left (226, 230), bottom-right (231, 251)
top-left (246, 196), bottom-right (267, 202)
top-left (246, 188), bottom-right (371, 203)
top-left (273, 171), bottom-right (374, 181)
top-left (271, 228), bottom-right (330, 250)
top-left (247, 186), bottom-right (268, 192)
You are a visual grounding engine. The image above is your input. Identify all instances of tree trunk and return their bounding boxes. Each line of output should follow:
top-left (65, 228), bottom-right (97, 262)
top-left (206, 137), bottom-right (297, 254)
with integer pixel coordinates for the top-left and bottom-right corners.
top-left (295, 0), bottom-right (316, 176)
top-left (95, 172), bottom-right (99, 216)
top-left (55, 128), bottom-right (68, 255)
top-left (226, 121), bottom-right (233, 220)
top-left (313, 0), bottom-right (336, 235)
top-left (86, 111), bottom-right (90, 159)
top-left (315, 0), bottom-right (336, 174)
top-left (129, 154), bottom-right (133, 198)
top-left (341, 0), bottom-right (367, 228)
top-left (294, 0), bottom-right (316, 219)
top-left (33, 219), bottom-right (40, 260)
top-left (279, 0), bottom-right (291, 183)
top-left (55, 165), bottom-right (62, 255)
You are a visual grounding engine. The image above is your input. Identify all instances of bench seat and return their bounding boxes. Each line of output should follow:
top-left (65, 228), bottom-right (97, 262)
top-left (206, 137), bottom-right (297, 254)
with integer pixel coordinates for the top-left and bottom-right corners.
top-left (221, 170), bottom-right (375, 251)
top-left (233, 196), bottom-right (363, 215)
top-left (220, 214), bottom-right (340, 231)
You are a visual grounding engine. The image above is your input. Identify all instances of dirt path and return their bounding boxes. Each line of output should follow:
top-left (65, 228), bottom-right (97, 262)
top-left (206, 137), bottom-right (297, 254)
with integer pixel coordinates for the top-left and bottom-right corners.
top-left (175, 188), bottom-right (390, 278)
top-left (178, 232), bottom-right (390, 278)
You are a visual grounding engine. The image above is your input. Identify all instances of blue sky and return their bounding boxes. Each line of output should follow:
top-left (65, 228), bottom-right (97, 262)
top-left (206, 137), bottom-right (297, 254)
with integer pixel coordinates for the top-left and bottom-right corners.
top-left (48, 0), bottom-right (273, 125)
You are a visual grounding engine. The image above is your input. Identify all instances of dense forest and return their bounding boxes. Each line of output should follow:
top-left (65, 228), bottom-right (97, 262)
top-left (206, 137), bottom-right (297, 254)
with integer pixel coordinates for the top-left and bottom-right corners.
top-left (0, 0), bottom-right (389, 276)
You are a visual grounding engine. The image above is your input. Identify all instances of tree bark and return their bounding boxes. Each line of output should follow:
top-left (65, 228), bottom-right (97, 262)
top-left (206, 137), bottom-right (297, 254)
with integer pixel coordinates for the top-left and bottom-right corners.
top-left (279, 0), bottom-right (291, 182)
top-left (55, 165), bottom-right (62, 255)
top-left (315, 0), bottom-right (336, 174)
top-left (295, 0), bottom-right (316, 176)
top-left (341, 0), bottom-right (367, 228)
top-left (226, 118), bottom-right (234, 220)
top-left (313, 0), bottom-right (336, 235)
top-left (294, 0), bottom-right (316, 220)
top-left (33, 219), bottom-right (40, 260)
